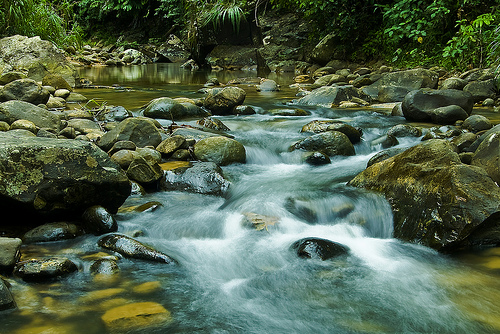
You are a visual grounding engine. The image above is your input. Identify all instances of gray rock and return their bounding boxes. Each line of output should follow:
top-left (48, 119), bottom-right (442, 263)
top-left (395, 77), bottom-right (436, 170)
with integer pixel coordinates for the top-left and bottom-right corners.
top-left (440, 77), bottom-right (467, 90)
top-left (296, 85), bottom-right (371, 106)
top-left (463, 79), bottom-right (497, 102)
top-left (291, 131), bottom-right (355, 156)
top-left (471, 132), bottom-right (500, 183)
top-left (160, 161), bottom-right (230, 196)
top-left (0, 278), bottom-right (15, 310)
top-left (0, 79), bottom-right (50, 105)
top-left (428, 105), bottom-right (469, 125)
top-left (0, 71), bottom-right (27, 85)
top-left (97, 117), bottom-right (163, 152)
top-left (301, 120), bottom-right (362, 143)
top-left (462, 115), bottom-right (492, 133)
top-left (0, 100), bottom-right (62, 131)
top-left (387, 124), bottom-right (422, 138)
top-left (402, 89), bottom-right (474, 122)
top-left (126, 157), bottom-right (163, 185)
top-left (142, 97), bottom-right (209, 120)
top-left (377, 85), bottom-right (410, 103)
top-left (0, 237), bottom-right (22, 273)
top-left (156, 135), bottom-right (187, 157)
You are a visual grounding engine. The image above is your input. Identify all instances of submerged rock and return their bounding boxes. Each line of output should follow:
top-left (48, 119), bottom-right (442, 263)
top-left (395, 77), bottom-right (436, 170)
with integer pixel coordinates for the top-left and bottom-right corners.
top-left (101, 302), bottom-right (172, 331)
top-left (348, 139), bottom-right (500, 252)
top-left (291, 237), bottom-right (349, 260)
top-left (98, 234), bottom-right (178, 265)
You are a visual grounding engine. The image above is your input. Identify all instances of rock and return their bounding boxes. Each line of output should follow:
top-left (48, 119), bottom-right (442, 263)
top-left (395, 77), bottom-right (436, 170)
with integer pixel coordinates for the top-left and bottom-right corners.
top-left (304, 151), bottom-right (331, 165)
top-left (462, 115), bottom-right (493, 133)
top-left (196, 117), bottom-right (230, 131)
top-left (291, 237), bottom-right (349, 260)
top-left (0, 100), bottom-right (62, 131)
top-left (363, 69), bottom-right (439, 101)
top-left (463, 79), bottom-right (497, 102)
top-left (54, 89), bottom-right (71, 99)
top-left (256, 79), bottom-right (279, 92)
top-left (0, 71), bottom-right (27, 85)
top-left (42, 73), bottom-right (72, 91)
top-left (203, 87), bottom-right (246, 115)
top-left (67, 118), bottom-right (103, 136)
top-left (0, 237), bottom-right (22, 273)
top-left (65, 92), bottom-right (88, 103)
top-left (96, 106), bottom-right (133, 123)
top-left (311, 74), bottom-right (346, 88)
top-left (0, 79), bottom-right (50, 105)
top-left (482, 98), bottom-right (495, 107)
top-left (428, 105), bottom-right (469, 125)
top-left (268, 108), bottom-right (310, 116)
top-left (0, 278), bottom-right (15, 311)
top-left (171, 127), bottom-right (220, 141)
top-left (119, 49), bottom-right (150, 64)
top-left (22, 222), bottom-right (83, 243)
top-left (156, 35), bottom-right (191, 63)
top-left (10, 119), bottom-right (37, 133)
top-left (348, 139), bottom-right (500, 251)
top-left (451, 132), bottom-right (478, 153)
top-left (101, 302), bottom-right (172, 331)
top-left (81, 205), bottom-right (118, 235)
top-left (301, 120), bottom-right (362, 144)
top-left (366, 147), bottom-right (407, 167)
top-left (97, 117), bottom-right (163, 152)
top-left (193, 136), bottom-right (246, 166)
top-left (402, 89), bottom-right (474, 122)
top-left (387, 124), bottom-right (422, 138)
top-left (90, 258), bottom-right (119, 275)
top-left (136, 147), bottom-right (162, 165)
top-left (377, 85), bottom-right (410, 103)
top-left (290, 131), bottom-right (355, 156)
top-left (0, 35), bottom-right (79, 87)
top-left (111, 150), bottom-right (138, 169)
top-left (14, 257), bottom-right (78, 282)
top-left (142, 97), bottom-right (209, 120)
top-left (233, 105), bottom-right (256, 115)
top-left (108, 140), bottom-right (137, 156)
top-left (391, 102), bottom-right (404, 117)
top-left (126, 157), bottom-right (164, 185)
top-left (296, 85), bottom-right (371, 107)
top-left (370, 134), bottom-right (399, 149)
top-left (440, 77), bottom-right (467, 90)
top-left (471, 132), bottom-right (500, 183)
top-left (0, 133), bottom-right (131, 221)
top-left (241, 212), bottom-right (279, 231)
top-left (308, 33), bottom-right (341, 65)
top-left (156, 135), bottom-right (187, 157)
top-left (207, 45), bottom-right (258, 70)
top-left (46, 96), bottom-right (66, 109)
top-left (160, 161), bottom-right (230, 196)
top-left (98, 233), bottom-right (177, 264)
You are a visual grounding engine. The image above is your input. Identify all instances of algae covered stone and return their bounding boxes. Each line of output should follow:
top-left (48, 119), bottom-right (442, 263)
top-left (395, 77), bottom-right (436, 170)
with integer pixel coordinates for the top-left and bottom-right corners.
top-left (194, 136), bottom-right (246, 166)
top-left (101, 302), bottom-right (172, 331)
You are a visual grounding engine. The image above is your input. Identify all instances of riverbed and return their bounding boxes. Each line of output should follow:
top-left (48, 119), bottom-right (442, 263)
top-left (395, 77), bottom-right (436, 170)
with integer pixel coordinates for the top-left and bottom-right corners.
top-left (2, 63), bottom-right (500, 333)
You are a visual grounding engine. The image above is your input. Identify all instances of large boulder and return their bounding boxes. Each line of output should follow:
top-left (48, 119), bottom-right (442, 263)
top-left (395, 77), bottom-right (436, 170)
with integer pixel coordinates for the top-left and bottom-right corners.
top-left (0, 35), bottom-right (79, 87)
top-left (203, 87), bottom-right (246, 115)
top-left (363, 69), bottom-right (439, 101)
top-left (0, 133), bottom-right (131, 223)
top-left (0, 100), bottom-right (63, 131)
top-left (301, 120), bottom-right (362, 144)
top-left (155, 34), bottom-right (190, 63)
top-left (290, 131), bottom-right (355, 156)
top-left (97, 117), bottom-right (163, 152)
top-left (471, 132), bottom-right (500, 184)
top-left (308, 33), bottom-right (341, 65)
top-left (0, 79), bottom-right (50, 105)
top-left (463, 79), bottom-right (497, 103)
top-left (142, 97), bottom-right (209, 120)
top-left (193, 136), bottom-right (246, 166)
top-left (295, 85), bottom-right (371, 107)
top-left (206, 45), bottom-right (258, 70)
top-left (348, 139), bottom-right (500, 252)
top-left (401, 89), bottom-right (474, 122)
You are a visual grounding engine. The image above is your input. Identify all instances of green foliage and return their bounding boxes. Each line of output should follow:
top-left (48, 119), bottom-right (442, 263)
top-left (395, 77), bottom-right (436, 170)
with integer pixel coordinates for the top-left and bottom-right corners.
top-left (0, 0), bottom-right (83, 49)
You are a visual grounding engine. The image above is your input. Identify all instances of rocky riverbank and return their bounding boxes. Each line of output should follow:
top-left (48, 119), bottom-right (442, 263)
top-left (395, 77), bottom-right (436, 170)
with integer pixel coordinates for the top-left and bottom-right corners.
top-left (1, 33), bottom-right (500, 326)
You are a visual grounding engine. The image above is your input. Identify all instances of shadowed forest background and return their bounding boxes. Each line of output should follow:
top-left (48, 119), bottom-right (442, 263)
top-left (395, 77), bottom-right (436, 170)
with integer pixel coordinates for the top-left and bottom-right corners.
top-left (1, 0), bottom-right (500, 71)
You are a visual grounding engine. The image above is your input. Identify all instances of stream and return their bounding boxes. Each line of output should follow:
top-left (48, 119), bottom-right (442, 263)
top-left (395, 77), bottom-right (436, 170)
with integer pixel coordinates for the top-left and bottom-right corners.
top-left (3, 63), bottom-right (500, 333)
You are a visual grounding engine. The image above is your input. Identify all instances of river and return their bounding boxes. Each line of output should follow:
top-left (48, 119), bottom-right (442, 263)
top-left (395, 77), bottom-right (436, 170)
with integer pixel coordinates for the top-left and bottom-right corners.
top-left (3, 63), bottom-right (500, 333)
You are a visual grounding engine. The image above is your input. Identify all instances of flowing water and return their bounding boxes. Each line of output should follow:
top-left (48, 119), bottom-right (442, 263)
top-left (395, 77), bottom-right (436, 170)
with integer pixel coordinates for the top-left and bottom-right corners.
top-left (3, 64), bottom-right (500, 333)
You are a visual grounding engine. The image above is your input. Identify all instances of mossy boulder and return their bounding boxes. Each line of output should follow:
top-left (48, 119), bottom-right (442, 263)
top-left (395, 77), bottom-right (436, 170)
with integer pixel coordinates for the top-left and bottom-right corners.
top-left (142, 97), bottom-right (209, 120)
top-left (203, 87), bottom-right (246, 115)
top-left (348, 139), bottom-right (500, 252)
top-left (290, 131), bottom-right (355, 156)
top-left (193, 136), bottom-right (246, 166)
top-left (0, 100), bottom-right (63, 131)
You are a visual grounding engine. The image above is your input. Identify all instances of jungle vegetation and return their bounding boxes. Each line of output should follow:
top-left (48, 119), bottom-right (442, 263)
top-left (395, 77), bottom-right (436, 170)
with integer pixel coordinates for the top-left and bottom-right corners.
top-left (1, 0), bottom-right (500, 71)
